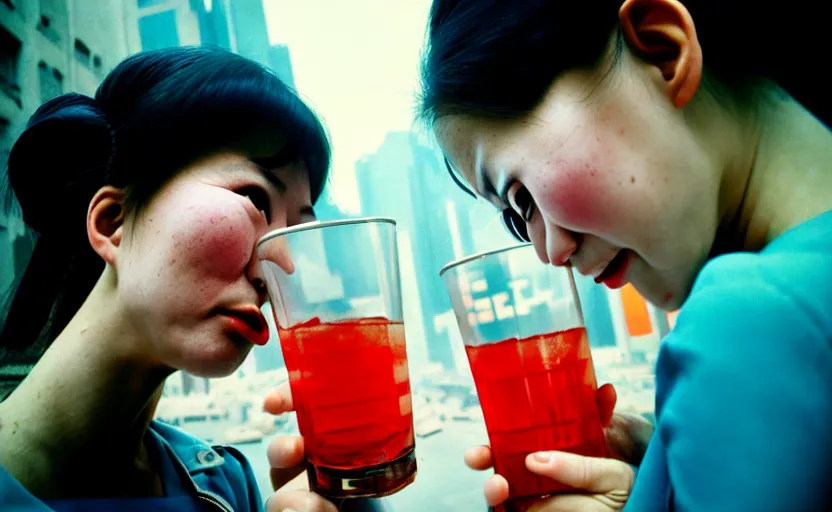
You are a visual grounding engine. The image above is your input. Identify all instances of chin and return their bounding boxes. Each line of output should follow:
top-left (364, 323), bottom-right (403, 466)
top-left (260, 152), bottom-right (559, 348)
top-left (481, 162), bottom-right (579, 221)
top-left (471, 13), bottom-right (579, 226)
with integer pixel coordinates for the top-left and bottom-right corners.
top-left (172, 333), bottom-right (254, 378)
top-left (185, 357), bottom-right (250, 378)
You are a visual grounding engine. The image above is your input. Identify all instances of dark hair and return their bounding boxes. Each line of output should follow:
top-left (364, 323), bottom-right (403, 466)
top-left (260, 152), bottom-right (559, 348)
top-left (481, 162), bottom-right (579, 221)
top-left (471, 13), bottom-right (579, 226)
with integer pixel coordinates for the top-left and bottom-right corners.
top-left (420, 0), bottom-right (830, 239)
top-left (1, 46), bottom-right (330, 356)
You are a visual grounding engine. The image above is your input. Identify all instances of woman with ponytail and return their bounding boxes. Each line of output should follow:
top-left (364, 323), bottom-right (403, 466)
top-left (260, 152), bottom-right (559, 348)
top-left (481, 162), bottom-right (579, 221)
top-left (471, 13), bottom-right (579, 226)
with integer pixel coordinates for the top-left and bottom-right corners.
top-left (0, 46), bottom-right (340, 511)
top-left (412, 0), bottom-right (832, 509)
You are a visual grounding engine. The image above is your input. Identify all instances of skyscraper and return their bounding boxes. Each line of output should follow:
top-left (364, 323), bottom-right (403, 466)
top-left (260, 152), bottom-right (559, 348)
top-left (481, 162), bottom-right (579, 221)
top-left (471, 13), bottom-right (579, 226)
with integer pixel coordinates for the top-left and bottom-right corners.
top-left (194, 0), bottom-right (231, 50)
top-left (137, 0), bottom-right (204, 51)
top-left (0, 0), bottom-right (140, 399)
top-left (355, 131), bottom-right (482, 370)
top-left (136, 0), bottom-right (295, 88)
top-left (268, 44), bottom-right (295, 89)
top-left (1, 0), bottom-right (140, 284)
top-left (574, 274), bottom-right (618, 348)
top-left (354, 130), bottom-right (627, 372)
top-left (222, 0), bottom-right (270, 66)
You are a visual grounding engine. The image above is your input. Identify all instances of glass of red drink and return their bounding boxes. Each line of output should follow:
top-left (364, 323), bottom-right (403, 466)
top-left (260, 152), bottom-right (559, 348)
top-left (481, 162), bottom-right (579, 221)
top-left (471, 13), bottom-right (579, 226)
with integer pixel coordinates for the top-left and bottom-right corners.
top-left (257, 217), bottom-right (416, 499)
top-left (440, 243), bottom-right (607, 511)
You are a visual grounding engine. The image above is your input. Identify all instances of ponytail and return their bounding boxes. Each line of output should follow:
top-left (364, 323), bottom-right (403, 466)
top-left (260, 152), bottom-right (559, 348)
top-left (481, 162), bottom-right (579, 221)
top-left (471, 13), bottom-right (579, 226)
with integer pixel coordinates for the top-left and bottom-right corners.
top-left (1, 94), bottom-right (112, 351)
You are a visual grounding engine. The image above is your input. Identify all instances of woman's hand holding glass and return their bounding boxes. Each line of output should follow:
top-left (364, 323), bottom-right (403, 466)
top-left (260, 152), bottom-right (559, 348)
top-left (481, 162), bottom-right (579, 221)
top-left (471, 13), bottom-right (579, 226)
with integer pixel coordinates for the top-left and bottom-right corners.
top-left (263, 384), bottom-right (338, 512)
top-left (466, 384), bottom-right (652, 511)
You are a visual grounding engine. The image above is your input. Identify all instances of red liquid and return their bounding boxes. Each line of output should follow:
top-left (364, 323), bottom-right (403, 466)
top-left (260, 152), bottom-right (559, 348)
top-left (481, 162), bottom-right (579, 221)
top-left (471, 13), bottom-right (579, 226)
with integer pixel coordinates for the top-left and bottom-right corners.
top-left (465, 327), bottom-right (607, 504)
top-left (277, 317), bottom-right (416, 497)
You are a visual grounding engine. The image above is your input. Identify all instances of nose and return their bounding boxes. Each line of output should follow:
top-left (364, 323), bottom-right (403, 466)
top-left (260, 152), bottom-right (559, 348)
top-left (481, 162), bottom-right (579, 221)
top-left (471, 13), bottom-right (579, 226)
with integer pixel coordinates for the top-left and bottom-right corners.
top-left (248, 232), bottom-right (297, 305)
top-left (527, 213), bottom-right (578, 266)
top-left (546, 225), bottom-right (579, 266)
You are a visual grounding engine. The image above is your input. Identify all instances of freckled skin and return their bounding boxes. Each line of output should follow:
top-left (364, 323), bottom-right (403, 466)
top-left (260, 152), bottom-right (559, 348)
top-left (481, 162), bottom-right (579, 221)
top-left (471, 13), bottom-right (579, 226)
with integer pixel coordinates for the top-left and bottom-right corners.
top-left (116, 153), bottom-right (311, 377)
top-left (539, 158), bottom-right (613, 230)
top-left (437, 55), bottom-right (720, 309)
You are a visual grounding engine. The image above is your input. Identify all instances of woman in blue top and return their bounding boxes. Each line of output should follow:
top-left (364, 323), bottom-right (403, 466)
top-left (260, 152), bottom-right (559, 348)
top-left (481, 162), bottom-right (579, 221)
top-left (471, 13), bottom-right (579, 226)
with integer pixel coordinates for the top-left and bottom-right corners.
top-left (0, 46), bottom-right (331, 511)
top-left (414, 0), bottom-right (832, 510)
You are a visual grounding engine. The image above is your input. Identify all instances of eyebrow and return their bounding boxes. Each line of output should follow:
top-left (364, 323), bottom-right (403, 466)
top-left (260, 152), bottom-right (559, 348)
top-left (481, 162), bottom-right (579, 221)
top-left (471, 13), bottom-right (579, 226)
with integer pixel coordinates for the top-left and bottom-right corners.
top-left (247, 159), bottom-right (315, 218)
top-left (250, 162), bottom-right (288, 193)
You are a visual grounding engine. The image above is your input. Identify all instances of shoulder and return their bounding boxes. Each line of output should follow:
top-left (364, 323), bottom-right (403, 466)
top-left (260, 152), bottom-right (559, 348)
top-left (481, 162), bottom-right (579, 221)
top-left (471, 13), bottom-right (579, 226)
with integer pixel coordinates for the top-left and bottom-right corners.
top-left (660, 240), bottom-right (832, 398)
top-left (647, 213), bottom-right (832, 508)
top-left (150, 420), bottom-right (263, 511)
top-left (669, 209), bottom-right (832, 359)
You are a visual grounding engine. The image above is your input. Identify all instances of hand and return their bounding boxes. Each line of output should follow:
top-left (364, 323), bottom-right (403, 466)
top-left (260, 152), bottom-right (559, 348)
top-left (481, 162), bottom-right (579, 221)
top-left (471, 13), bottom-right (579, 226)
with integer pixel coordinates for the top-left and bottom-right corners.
top-left (263, 383), bottom-right (338, 512)
top-left (465, 384), bottom-right (652, 511)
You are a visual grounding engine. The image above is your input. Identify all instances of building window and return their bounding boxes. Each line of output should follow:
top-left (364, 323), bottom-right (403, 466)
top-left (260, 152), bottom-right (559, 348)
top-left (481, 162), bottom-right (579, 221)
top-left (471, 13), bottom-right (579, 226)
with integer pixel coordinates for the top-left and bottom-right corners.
top-left (38, 61), bottom-right (64, 104)
top-left (138, 10), bottom-right (180, 51)
top-left (74, 39), bottom-right (91, 67)
top-left (0, 26), bottom-right (22, 108)
top-left (92, 55), bottom-right (104, 78)
top-left (37, 15), bottom-right (61, 45)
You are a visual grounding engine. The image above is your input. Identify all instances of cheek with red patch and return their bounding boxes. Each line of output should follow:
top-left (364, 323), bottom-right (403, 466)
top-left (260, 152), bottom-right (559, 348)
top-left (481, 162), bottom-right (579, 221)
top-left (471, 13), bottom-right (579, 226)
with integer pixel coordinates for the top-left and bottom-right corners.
top-left (174, 201), bottom-right (257, 280)
top-left (531, 157), bottom-right (622, 232)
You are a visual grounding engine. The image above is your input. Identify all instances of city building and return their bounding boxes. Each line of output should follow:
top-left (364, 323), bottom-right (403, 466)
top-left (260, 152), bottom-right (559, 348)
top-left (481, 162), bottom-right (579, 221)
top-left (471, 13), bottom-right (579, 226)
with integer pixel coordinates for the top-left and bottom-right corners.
top-left (605, 283), bottom-right (670, 365)
top-left (0, 0), bottom-right (140, 398)
top-left (137, 0), bottom-right (205, 50)
top-left (223, 0), bottom-right (269, 65)
top-left (355, 131), bottom-right (481, 371)
top-left (268, 43), bottom-right (294, 89)
top-left (353, 130), bottom-right (658, 374)
top-left (137, 0), bottom-right (272, 68)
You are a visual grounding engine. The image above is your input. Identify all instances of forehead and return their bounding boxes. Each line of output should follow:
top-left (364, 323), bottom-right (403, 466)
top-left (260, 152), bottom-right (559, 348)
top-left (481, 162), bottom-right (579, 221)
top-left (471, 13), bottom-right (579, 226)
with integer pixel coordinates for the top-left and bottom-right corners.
top-left (183, 153), bottom-right (309, 182)
top-left (433, 64), bottom-right (612, 169)
top-left (435, 116), bottom-right (498, 182)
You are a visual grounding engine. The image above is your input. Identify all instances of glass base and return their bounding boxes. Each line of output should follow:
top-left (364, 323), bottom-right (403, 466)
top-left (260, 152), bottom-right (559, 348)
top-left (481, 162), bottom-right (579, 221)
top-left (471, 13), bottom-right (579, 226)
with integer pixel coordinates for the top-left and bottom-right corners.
top-left (307, 448), bottom-right (417, 499)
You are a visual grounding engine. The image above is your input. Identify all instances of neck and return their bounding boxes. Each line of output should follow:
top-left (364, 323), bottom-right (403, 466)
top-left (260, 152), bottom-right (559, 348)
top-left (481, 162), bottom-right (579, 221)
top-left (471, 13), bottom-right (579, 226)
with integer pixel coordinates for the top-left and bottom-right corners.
top-left (0, 268), bottom-right (174, 498)
top-left (714, 92), bottom-right (832, 254)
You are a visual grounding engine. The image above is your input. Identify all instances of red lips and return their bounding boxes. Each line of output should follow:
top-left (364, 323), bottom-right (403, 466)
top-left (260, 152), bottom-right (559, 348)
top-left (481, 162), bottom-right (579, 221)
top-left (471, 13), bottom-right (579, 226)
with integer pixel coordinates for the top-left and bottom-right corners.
top-left (217, 306), bottom-right (270, 346)
top-left (595, 250), bottom-right (630, 289)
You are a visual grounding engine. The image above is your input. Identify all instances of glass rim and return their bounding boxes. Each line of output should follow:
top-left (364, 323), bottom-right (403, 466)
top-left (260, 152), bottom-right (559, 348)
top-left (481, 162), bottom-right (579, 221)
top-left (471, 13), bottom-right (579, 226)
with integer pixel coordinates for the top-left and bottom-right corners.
top-left (257, 216), bottom-right (396, 246)
top-left (438, 242), bottom-right (534, 277)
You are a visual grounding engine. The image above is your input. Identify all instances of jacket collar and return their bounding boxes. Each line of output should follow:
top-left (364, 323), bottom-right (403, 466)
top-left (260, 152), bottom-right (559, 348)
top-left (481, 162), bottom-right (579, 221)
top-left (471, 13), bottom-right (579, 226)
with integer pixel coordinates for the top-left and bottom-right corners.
top-left (147, 420), bottom-right (226, 475)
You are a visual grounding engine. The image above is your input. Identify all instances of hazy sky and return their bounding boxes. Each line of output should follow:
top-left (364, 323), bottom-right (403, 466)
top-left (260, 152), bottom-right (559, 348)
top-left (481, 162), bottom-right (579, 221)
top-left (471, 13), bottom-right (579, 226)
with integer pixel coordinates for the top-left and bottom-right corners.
top-left (262, 0), bottom-right (433, 212)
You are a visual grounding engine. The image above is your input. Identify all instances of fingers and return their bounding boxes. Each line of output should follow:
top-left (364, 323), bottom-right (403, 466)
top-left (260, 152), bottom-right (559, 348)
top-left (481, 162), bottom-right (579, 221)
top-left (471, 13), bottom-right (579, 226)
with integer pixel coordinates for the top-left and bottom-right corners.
top-left (264, 383), bottom-right (294, 415)
top-left (604, 412), bottom-right (654, 466)
top-left (596, 383), bottom-right (617, 428)
top-left (265, 490), bottom-right (338, 512)
top-left (268, 435), bottom-right (305, 470)
top-left (268, 436), bottom-right (306, 490)
top-left (525, 451), bottom-right (634, 494)
top-left (483, 474), bottom-right (510, 507)
top-left (463, 445), bottom-right (494, 471)
top-left (527, 493), bottom-right (626, 512)
top-left (270, 467), bottom-right (307, 494)
top-left (466, 447), bottom-right (507, 507)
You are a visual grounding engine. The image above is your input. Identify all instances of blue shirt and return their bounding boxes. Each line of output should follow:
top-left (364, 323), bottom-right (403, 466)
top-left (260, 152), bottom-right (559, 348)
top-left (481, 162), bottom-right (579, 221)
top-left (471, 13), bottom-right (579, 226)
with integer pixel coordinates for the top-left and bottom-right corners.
top-left (0, 420), bottom-right (262, 511)
top-left (628, 210), bottom-right (832, 511)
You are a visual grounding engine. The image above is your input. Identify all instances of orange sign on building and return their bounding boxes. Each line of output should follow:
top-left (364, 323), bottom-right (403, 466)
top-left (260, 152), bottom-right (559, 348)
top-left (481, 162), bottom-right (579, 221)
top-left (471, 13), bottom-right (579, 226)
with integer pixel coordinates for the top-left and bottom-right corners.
top-left (620, 284), bottom-right (653, 337)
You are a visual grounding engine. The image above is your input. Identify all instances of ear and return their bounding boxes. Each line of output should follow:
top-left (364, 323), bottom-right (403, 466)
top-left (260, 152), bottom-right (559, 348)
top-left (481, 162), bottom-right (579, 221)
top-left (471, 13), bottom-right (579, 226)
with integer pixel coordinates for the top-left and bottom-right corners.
top-left (619, 0), bottom-right (703, 108)
top-left (87, 186), bottom-right (126, 265)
